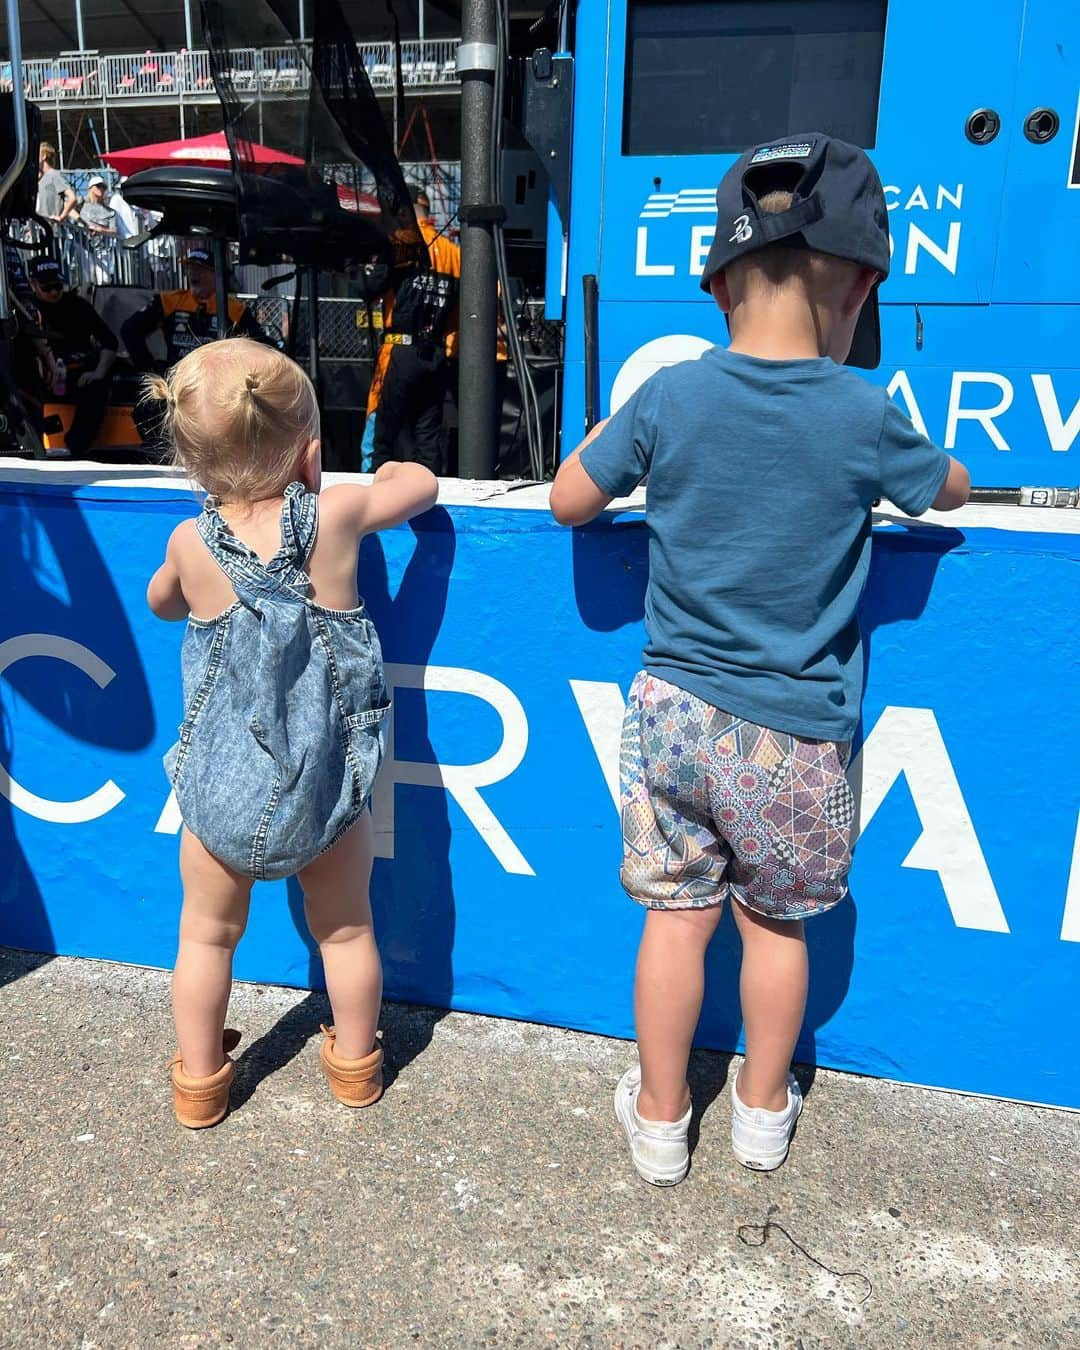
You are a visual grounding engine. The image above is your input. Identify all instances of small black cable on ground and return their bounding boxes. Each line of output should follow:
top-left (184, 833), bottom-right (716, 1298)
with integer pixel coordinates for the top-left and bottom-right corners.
top-left (737, 1210), bottom-right (873, 1306)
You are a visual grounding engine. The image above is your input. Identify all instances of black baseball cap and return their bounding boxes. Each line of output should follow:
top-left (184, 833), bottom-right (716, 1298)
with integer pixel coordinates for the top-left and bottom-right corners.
top-left (29, 257), bottom-right (65, 285)
top-left (699, 133), bottom-right (891, 368)
top-left (183, 246), bottom-right (215, 269)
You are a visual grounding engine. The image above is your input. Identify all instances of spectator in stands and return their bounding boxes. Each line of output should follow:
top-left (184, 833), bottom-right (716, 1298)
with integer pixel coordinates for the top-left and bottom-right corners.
top-left (80, 176), bottom-right (117, 239)
top-left (26, 257), bottom-right (118, 457)
top-left (36, 144), bottom-right (76, 227)
top-left (123, 244), bottom-right (265, 451)
top-left (79, 175), bottom-right (118, 284)
top-left (366, 186), bottom-right (460, 474)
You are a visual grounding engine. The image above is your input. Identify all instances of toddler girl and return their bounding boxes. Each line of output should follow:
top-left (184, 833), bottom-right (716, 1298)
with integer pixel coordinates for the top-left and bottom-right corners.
top-left (146, 337), bottom-right (437, 1128)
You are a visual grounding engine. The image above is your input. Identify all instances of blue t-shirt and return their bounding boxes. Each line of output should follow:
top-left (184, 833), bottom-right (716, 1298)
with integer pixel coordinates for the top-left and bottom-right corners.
top-left (579, 346), bottom-right (951, 741)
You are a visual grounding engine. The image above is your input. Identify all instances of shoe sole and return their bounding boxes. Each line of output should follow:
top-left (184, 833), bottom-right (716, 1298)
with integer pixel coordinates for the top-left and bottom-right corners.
top-left (731, 1095), bottom-right (803, 1172)
top-left (613, 1079), bottom-right (689, 1187)
top-left (174, 1101), bottom-right (230, 1129)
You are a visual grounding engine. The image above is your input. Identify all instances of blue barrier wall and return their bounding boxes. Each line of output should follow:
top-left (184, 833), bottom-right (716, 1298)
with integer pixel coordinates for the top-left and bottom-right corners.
top-left (1, 477), bottom-right (1077, 1107)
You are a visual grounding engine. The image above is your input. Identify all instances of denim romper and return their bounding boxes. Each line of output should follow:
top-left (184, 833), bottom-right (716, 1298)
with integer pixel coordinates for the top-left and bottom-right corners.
top-left (164, 481), bottom-right (389, 880)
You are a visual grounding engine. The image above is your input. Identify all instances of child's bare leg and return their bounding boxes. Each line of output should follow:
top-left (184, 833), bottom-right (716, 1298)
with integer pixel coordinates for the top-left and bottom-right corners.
top-left (731, 899), bottom-right (807, 1111)
top-left (634, 905), bottom-right (725, 1121)
top-left (299, 812), bottom-right (382, 1060)
top-left (172, 828), bottom-right (252, 1077)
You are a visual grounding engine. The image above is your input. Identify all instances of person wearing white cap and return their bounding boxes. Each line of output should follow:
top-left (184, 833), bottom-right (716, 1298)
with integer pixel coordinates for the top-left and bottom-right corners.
top-left (80, 176), bottom-right (117, 238)
top-left (79, 175), bottom-right (118, 284)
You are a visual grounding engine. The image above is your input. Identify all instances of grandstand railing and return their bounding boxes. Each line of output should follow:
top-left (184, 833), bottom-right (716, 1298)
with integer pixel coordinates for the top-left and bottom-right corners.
top-left (3, 40), bottom-right (460, 105)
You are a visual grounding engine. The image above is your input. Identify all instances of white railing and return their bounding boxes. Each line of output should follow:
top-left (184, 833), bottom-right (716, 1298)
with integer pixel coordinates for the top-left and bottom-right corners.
top-left (101, 51), bottom-right (185, 99)
top-left (6, 41), bottom-right (459, 104)
top-left (11, 53), bottom-right (102, 101)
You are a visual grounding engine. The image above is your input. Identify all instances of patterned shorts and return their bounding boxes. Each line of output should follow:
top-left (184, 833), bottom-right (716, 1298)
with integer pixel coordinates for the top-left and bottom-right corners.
top-left (619, 672), bottom-right (855, 920)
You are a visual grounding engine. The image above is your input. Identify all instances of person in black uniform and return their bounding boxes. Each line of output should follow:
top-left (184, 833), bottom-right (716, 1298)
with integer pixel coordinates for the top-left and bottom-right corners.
top-left (371, 187), bottom-right (461, 473)
top-left (123, 245), bottom-right (264, 452)
top-left (26, 257), bottom-right (118, 457)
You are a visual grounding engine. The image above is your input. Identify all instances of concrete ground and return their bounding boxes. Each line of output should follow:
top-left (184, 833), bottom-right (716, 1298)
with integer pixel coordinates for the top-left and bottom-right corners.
top-left (1, 949), bottom-right (1076, 1350)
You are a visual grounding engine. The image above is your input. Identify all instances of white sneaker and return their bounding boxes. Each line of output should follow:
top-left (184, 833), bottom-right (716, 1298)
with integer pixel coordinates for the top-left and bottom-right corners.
top-left (613, 1064), bottom-right (691, 1187)
top-left (730, 1070), bottom-right (803, 1171)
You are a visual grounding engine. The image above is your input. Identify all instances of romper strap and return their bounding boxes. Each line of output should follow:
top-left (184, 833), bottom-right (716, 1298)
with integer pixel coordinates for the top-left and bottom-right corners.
top-left (195, 500), bottom-right (257, 589)
top-left (195, 482), bottom-right (318, 599)
top-left (277, 481), bottom-right (318, 573)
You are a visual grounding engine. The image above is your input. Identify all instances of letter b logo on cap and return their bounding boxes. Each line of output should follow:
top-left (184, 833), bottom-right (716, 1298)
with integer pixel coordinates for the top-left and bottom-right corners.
top-left (729, 214), bottom-right (753, 244)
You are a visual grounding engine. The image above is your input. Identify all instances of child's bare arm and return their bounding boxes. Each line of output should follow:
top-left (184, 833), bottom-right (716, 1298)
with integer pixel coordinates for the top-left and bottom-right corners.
top-left (323, 464), bottom-right (439, 535)
top-left (549, 418), bottom-right (614, 526)
top-left (931, 457), bottom-right (970, 511)
top-left (147, 524), bottom-right (192, 621)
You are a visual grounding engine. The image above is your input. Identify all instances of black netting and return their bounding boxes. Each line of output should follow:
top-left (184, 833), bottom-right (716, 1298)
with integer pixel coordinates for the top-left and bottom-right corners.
top-left (199, 0), bottom-right (425, 279)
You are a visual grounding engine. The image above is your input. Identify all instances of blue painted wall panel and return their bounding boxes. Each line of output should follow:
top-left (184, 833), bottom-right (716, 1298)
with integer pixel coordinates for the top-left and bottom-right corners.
top-left (0, 483), bottom-right (1076, 1107)
top-left (559, 2), bottom-right (1080, 480)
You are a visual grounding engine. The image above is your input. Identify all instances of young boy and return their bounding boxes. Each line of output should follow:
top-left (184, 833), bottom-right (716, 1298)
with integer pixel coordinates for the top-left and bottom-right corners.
top-left (550, 135), bottom-right (969, 1184)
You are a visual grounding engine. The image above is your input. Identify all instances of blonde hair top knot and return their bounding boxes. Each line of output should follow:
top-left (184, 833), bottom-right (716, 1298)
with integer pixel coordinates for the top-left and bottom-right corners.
top-left (141, 338), bottom-right (319, 502)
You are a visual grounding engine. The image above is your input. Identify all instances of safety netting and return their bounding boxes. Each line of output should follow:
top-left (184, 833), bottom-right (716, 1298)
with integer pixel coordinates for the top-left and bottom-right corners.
top-left (199, 0), bottom-right (425, 279)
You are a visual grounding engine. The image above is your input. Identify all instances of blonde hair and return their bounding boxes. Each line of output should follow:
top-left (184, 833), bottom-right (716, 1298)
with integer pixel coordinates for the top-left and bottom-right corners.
top-left (144, 338), bottom-right (319, 502)
top-left (728, 189), bottom-right (856, 295)
top-left (40, 143), bottom-right (58, 168)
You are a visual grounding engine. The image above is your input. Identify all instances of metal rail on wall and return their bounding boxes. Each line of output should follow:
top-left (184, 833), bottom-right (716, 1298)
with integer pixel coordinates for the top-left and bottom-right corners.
top-left (967, 486), bottom-right (1079, 508)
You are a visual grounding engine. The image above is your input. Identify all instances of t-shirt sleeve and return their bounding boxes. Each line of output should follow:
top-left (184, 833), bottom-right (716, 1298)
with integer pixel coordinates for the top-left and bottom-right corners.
top-left (578, 376), bottom-right (660, 498)
top-left (876, 396), bottom-right (951, 516)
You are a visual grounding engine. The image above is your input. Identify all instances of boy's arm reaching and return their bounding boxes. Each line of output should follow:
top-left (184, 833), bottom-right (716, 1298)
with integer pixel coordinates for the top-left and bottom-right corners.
top-left (324, 462), bottom-right (439, 536)
top-left (549, 418), bottom-right (615, 526)
top-left (147, 526), bottom-right (191, 621)
top-left (931, 457), bottom-right (970, 511)
top-left (877, 398), bottom-right (969, 518)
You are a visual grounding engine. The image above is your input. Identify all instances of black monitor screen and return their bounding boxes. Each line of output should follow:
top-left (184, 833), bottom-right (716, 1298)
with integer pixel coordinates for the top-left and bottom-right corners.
top-left (623, 0), bottom-right (887, 157)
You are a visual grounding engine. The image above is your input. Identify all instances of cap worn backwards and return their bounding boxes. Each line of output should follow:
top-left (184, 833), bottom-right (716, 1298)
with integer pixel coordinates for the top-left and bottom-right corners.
top-left (699, 133), bottom-right (891, 368)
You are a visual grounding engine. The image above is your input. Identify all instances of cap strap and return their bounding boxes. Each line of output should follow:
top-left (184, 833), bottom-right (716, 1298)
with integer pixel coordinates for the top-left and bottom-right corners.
top-left (756, 193), bottom-right (824, 243)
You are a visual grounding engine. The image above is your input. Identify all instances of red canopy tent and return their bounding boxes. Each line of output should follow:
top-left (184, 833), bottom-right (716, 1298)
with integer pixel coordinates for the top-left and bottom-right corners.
top-left (102, 131), bottom-right (379, 215)
top-left (102, 131), bottom-right (305, 177)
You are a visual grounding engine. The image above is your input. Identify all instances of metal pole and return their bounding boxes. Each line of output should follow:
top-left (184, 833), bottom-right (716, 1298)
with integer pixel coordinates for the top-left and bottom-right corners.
top-left (419, 0), bottom-right (425, 46)
top-left (457, 0), bottom-right (498, 479)
top-left (0, 0), bottom-right (29, 322)
top-left (305, 266), bottom-right (320, 390)
top-left (583, 274), bottom-right (599, 432)
top-left (76, 0), bottom-right (87, 51)
top-left (184, 0), bottom-right (194, 51)
top-left (298, 0), bottom-right (306, 43)
top-left (211, 236), bottom-right (230, 339)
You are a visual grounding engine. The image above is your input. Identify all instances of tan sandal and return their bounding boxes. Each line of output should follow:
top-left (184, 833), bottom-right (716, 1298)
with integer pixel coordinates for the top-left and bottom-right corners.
top-left (319, 1025), bottom-right (383, 1108)
top-left (169, 1029), bottom-right (242, 1129)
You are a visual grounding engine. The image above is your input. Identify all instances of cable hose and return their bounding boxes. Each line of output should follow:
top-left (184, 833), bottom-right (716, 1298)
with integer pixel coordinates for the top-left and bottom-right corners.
top-left (489, 0), bottom-right (546, 481)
